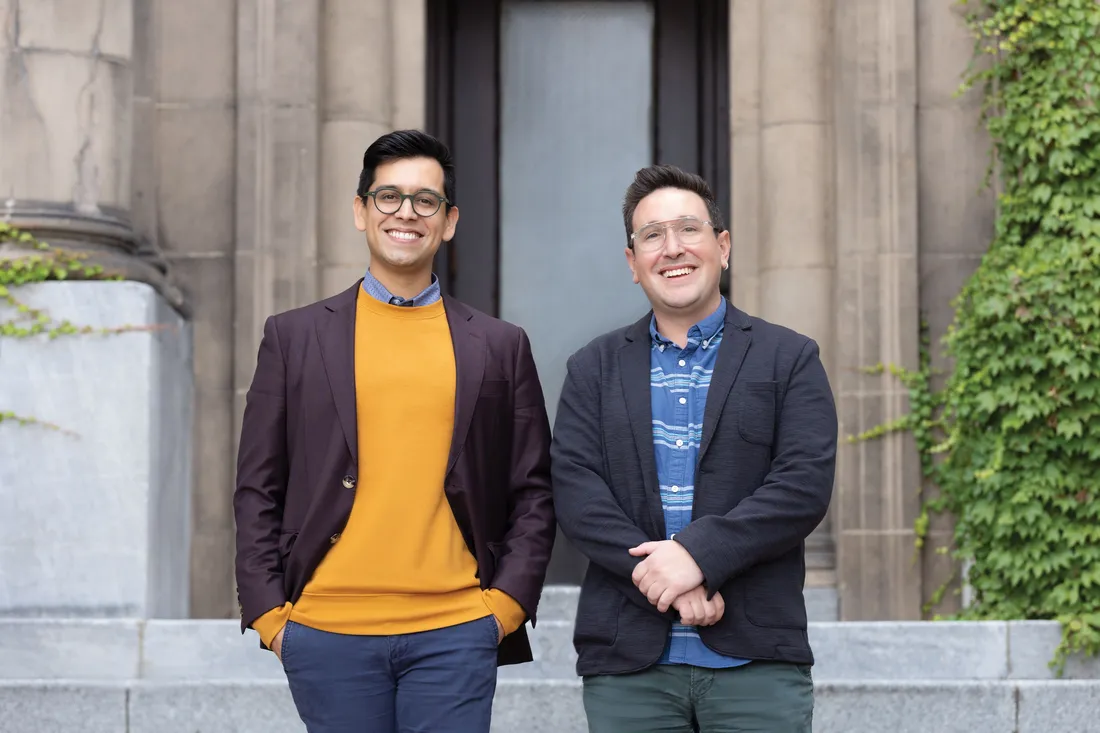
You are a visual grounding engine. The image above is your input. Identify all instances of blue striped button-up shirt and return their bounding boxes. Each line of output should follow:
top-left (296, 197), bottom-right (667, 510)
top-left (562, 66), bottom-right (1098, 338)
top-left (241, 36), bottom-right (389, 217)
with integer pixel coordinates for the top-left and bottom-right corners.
top-left (361, 268), bottom-right (441, 307)
top-left (650, 298), bottom-right (750, 669)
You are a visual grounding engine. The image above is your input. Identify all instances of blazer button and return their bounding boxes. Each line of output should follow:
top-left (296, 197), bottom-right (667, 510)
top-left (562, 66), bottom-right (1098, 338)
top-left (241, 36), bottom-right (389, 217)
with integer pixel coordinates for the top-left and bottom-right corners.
top-left (330, 533), bottom-right (341, 544)
top-left (342, 475), bottom-right (356, 489)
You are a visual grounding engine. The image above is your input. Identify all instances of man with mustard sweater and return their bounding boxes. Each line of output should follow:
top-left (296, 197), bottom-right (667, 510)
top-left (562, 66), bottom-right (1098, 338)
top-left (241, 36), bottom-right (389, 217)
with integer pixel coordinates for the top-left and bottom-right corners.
top-left (234, 130), bottom-right (556, 732)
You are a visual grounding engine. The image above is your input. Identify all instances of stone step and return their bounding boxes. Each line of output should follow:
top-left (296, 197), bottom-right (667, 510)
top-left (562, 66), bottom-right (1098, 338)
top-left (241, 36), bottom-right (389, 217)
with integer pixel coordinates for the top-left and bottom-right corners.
top-left (2, 615), bottom-right (1098, 683)
top-left (2, 679), bottom-right (1098, 733)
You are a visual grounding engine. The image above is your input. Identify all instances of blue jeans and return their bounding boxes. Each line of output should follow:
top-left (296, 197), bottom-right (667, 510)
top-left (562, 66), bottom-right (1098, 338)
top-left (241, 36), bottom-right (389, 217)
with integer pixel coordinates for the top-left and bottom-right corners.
top-left (280, 615), bottom-right (500, 733)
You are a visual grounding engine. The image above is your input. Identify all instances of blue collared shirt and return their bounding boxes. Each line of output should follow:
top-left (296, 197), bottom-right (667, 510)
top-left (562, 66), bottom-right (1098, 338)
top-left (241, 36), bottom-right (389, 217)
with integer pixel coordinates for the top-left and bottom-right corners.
top-left (650, 298), bottom-right (750, 669)
top-left (361, 268), bottom-right (442, 307)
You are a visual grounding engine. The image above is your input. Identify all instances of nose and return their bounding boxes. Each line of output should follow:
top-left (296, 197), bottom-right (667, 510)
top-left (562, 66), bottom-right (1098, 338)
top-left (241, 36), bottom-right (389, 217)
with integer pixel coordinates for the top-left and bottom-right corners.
top-left (395, 197), bottom-right (417, 219)
top-left (661, 231), bottom-right (686, 256)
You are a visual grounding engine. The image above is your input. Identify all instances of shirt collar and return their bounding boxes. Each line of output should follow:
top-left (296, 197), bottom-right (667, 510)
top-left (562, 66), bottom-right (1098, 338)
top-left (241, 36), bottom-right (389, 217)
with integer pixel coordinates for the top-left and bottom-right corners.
top-left (361, 268), bottom-right (441, 307)
top-left (650, 298), bottom-right (727, 350)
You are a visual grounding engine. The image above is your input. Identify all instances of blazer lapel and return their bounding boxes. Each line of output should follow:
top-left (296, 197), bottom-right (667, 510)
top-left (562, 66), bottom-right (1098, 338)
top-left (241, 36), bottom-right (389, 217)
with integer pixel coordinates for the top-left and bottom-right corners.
top-left (698, 305), bottom-right (752, 461)
top-left (620, 314), bottom-right (666, 540)
top-left (444, 296), bottom-right (485, 478)
top-left (317, 281), bottom-right (361, 464)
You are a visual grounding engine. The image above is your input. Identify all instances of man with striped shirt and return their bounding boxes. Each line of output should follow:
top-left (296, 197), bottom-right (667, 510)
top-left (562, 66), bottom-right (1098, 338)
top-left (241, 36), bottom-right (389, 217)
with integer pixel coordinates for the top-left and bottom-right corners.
top-left (551, 164), bottom-right (837, 732)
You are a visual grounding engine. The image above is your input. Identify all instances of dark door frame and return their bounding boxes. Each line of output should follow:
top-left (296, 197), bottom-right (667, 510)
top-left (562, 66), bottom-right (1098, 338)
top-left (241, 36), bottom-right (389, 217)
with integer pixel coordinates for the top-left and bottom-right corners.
top-left (427, 0), bottom-right (731, 316)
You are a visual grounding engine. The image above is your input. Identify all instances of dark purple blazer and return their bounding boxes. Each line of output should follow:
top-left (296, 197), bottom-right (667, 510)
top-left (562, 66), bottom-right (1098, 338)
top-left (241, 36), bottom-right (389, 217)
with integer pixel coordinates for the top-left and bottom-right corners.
top-left (233, 280), bottom-right (556, 666)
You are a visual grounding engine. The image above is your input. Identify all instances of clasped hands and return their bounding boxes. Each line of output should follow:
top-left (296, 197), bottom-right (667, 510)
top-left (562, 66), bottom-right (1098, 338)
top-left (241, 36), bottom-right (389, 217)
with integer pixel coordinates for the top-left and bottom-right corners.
top-left (629, 540), bottom-right (724, 626)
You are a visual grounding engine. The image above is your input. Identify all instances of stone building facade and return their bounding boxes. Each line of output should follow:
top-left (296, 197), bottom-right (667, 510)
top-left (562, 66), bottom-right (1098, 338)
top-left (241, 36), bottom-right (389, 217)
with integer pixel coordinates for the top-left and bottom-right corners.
top-left (1, 0), bottom-right (994, 622)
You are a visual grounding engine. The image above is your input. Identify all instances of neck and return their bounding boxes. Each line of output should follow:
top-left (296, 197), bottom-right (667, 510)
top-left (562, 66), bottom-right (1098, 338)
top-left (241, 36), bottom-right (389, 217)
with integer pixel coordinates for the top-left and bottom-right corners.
top-left (652, 292), bottom-right (723, 348)
top-left (369, 264), bottom-right (432, 300)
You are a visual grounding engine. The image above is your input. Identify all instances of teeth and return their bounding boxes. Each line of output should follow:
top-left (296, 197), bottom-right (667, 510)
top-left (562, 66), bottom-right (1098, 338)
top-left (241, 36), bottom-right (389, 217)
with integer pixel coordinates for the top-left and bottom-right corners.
top-left (662, 267), bottom-right (694, 278)
top-left (388, 231), bottom-right (420, 241)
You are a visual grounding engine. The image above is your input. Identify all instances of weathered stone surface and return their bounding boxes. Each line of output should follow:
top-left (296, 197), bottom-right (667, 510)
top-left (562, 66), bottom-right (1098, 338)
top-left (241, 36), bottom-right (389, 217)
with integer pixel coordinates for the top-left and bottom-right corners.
top-left (129, 681), bottom-right (303, 733)
top-left (0, 282), bottom-right (192, 618)
top-left (142, 621), bottom-right (285, 681)
top-left (815, 681), bottom-right (1016, 733)
top-left (492, 680), bottom-right (585, 733)
top-left (804, 587), bottom-right (839, 623)
top-left (0, 0), bottom-right (134, 209)
top-left (809, 621), bottom-right (1008, 680)
top-left (1015, 681), bottom-right (1100, 732)
top-left (0, 682), bottom-right (128, 733)
top-left (833, 0), bottom-right (924, 622)
top-left (0, 620), bottom-right (140, 679)
top-left (1007, 621), bottom-right (1100, 680)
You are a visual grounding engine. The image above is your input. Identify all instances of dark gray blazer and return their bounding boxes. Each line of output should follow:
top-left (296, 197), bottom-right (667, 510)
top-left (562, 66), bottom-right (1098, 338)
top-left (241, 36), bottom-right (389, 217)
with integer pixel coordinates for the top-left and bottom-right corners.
top-left (550, 303), bottom-right (837, 676)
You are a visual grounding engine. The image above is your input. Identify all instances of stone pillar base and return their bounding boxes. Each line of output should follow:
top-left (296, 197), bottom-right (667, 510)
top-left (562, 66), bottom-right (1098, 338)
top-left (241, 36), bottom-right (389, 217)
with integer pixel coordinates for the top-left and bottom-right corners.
top-left (0, 282), bottom-right (192, 618)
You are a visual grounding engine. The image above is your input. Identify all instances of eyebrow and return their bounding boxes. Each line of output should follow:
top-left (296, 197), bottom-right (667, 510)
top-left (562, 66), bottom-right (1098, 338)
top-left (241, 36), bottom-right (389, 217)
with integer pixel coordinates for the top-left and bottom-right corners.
top-left (374, 184), bottom-right (444, 197)
top-left (638, 215), bottom-right (705, 228)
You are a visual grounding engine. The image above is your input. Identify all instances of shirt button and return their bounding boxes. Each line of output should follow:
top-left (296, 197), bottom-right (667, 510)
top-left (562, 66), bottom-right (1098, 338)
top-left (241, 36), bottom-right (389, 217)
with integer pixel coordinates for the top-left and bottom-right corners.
top-left (678, 359), bottom-right (686, 367)
top-left (676, 439), bottom-right (684, 447)
top-left (342, 475), bottom-right (356, 489)
top-left (671, 486), bottom-right (680, 493)
top-left (659, 345), bottom-right (665, 352)
top-left (679, 397), bottom-right (687, 405)
top-left (702, 340), bottom-right (709, 348)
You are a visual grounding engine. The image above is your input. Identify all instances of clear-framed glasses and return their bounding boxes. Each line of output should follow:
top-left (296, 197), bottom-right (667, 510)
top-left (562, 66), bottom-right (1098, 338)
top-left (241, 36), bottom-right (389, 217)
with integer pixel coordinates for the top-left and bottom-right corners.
top-left (363, 186), bottom-right (449, 217)
top-left (629, 216), bottom-right (717, 252)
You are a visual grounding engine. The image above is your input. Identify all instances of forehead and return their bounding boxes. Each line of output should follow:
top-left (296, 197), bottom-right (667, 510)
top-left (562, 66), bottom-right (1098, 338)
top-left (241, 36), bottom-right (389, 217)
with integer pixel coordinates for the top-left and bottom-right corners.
top-left (371, 156), bottom-right (445, 193)
top-left (633, 187), bottom-right (709, 228)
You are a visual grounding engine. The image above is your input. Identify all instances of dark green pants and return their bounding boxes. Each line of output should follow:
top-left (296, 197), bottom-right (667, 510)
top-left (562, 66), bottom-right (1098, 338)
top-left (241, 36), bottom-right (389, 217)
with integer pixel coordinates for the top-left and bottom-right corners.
top-left (582, 662), bottom-right (813, 733)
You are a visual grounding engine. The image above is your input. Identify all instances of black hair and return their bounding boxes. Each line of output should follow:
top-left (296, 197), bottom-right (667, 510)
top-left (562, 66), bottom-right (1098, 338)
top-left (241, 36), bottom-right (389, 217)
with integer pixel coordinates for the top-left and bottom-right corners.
top-left (356, 129), bottom-right (456, 208)
top-left (621, 164), bottom-right (725, 247)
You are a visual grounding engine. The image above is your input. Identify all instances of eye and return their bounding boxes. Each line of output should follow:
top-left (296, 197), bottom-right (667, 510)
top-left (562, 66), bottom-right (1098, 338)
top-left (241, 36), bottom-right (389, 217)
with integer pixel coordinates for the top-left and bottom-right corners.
top-left (378, 191), bottom-right (399, 202)
top-left (643, 230), bottom-right (661, 240)
top-left (682, 225), bottom-right (699, 233)
top-left (417, 196), bottom-right (437, 207)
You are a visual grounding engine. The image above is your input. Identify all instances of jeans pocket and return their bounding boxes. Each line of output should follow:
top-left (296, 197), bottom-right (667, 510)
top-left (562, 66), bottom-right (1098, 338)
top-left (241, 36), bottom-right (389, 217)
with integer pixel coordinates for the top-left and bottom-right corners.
top-left (486, 614), bottom-right (501, 647)
top-left (280, 620), bottom-right (295, 668)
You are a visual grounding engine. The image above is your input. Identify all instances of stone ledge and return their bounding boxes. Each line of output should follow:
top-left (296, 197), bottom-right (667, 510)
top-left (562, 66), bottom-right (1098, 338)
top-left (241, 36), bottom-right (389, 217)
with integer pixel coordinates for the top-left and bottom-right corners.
top-left (3, 680), bottom-right (1098, 733)
top-left (0, 682), bottom-right (128, 733)
top-left (4, 616), bottom-right (1098, 682)
top-left (0, 619), bottom-right (141, 680)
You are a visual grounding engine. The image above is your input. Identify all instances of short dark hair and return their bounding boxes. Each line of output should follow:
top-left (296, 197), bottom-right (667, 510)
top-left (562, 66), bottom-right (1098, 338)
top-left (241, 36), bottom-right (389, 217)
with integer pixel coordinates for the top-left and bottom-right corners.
top-left (356, 129), bottom-right (456, 208)
top-left (621, 164), bottom-right (725, 247)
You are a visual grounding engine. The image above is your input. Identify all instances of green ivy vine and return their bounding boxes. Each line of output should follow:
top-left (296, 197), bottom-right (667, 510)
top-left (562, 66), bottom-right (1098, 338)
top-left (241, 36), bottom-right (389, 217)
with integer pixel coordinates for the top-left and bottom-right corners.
top-left (852, 0), bottom-right (1100, 673)
top-left (0, 221), bottom-right (127, 432)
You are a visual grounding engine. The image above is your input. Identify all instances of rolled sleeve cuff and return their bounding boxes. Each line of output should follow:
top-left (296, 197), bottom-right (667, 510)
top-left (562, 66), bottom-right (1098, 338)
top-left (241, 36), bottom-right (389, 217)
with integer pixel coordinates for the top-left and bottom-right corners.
top-left (252, 602), bottom-right (293, 649)
top-left (482, 588), bottom-right (527, 635)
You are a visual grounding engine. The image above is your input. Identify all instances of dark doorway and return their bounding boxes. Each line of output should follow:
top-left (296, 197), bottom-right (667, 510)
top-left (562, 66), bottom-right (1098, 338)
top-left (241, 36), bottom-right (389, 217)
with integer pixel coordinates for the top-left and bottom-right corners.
top-left (427, 0), bottom-right (730, 585)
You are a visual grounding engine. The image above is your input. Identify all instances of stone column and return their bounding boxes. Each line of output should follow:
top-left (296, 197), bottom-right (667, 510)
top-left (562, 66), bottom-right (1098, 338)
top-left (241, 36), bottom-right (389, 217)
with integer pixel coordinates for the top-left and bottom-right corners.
top-left (0, 0), bottom-right (171, 294)
top-left (233, 0), bottom-right (321, 608)
top-left (916, 0), bottom-right (995, 616)
top-left (833, 0), bottom-right (924, 620)
top-left (130, 0), bottom-right (238, 619)
top-left (318, 0), bottom-right (425, 297)
top-left (0, 0), bottom-right (191, 619)
top-left (731, 0), bottom-right (838, 618)
top-left (729, 0), bottom-right (762, 316)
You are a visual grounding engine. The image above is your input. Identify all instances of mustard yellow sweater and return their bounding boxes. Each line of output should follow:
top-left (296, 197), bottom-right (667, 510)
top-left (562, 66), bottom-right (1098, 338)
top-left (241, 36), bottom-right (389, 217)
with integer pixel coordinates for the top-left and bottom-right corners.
top-left (253, 288), bottom-right (524, 645)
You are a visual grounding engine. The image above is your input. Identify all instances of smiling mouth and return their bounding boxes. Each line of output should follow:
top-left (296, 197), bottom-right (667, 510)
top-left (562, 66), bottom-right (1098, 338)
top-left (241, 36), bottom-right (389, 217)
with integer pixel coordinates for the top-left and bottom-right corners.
top-left (386, 229), bottom-right (423, 243)
top-left (661, 266), bottom-right (696, 279)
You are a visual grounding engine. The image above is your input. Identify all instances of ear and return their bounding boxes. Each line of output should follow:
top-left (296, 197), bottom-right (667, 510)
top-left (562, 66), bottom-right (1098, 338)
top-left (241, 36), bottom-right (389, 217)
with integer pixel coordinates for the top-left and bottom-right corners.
top-left (353, 195), bottom-right (369, 232)
top-left (717, 229), bottom-right (731, 269)
top-left (442, 205), bottom-right (460, 242)
top-left (625, 247), bottom-right (640, 284)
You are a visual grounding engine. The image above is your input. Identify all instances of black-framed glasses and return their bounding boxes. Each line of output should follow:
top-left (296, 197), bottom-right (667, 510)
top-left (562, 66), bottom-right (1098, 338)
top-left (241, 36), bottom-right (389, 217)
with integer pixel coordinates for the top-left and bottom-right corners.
top-left (629, 216), bottom-right (718, 252)
top-left (363, 187), bottom-right (449, 217)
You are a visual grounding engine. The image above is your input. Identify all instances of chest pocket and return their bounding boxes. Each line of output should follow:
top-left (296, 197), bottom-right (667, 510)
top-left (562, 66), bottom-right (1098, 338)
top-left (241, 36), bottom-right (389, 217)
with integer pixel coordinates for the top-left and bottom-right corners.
top-left (737, 381), bottom-right (777, 446)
